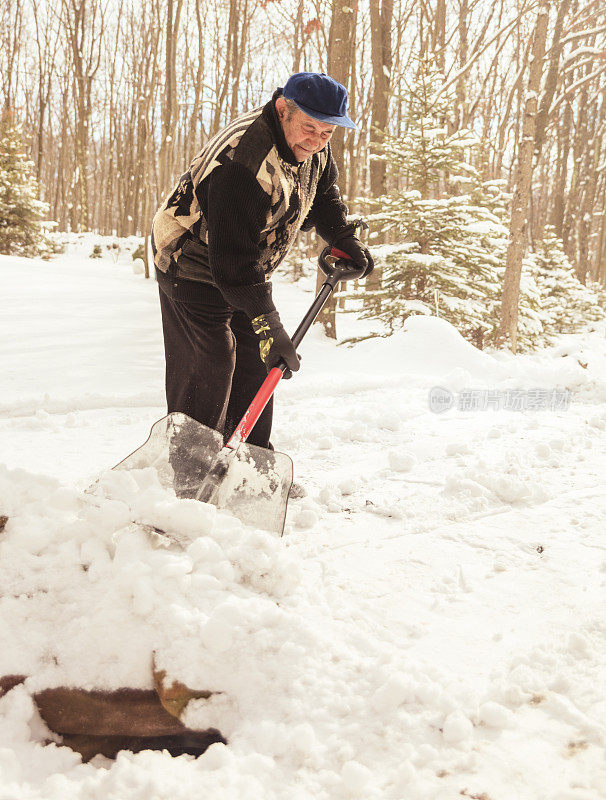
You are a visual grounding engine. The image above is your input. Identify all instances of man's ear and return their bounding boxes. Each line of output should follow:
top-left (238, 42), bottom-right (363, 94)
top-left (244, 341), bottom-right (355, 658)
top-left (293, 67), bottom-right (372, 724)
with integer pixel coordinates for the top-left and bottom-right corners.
top-left (275, 96), bottom-right (286, 119)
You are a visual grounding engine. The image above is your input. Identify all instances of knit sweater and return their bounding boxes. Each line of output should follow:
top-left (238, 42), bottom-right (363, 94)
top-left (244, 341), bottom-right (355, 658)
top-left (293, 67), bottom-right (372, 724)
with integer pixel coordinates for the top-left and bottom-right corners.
top-left (151, 91), bottom-right (348, 318)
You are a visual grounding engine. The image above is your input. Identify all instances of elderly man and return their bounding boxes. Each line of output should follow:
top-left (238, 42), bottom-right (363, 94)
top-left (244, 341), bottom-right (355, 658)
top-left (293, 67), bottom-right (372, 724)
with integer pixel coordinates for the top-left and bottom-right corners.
top-left (152, 72), bottom-right (373, 451)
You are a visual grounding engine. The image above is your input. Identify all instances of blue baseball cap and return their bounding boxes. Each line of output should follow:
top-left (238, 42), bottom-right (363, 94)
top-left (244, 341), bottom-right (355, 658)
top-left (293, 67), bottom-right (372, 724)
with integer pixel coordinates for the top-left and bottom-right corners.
top-left (282, 72), bottom-right (357, 130)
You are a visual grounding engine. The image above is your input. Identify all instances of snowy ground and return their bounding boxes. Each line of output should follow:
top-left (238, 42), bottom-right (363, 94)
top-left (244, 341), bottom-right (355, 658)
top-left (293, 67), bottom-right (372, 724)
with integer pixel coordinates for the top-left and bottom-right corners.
top-left (1, 240), bottom-right (605, 800)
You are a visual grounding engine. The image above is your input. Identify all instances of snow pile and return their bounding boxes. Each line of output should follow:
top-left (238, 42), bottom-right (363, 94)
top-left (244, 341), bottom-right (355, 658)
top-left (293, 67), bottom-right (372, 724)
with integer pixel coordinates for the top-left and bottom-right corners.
top-left (3, 451), bottom-right (605, 799)
top-left (0, 462), bottom-right (490, 797)
top-left (0, 464), bottom-right (300, 689)
top-left (354, 315), bottom-right (502, 379)
top-left (351, 315), bottom-right (602, 397)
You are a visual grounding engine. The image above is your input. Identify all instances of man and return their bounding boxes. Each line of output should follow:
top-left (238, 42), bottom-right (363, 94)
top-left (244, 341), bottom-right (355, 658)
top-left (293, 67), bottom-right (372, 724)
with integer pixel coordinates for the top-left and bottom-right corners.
top-left (152, 72), bottom-right (373, 451)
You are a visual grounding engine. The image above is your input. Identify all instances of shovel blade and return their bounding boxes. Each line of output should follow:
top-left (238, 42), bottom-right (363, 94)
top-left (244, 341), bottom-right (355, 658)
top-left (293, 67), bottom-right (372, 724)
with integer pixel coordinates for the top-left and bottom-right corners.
top-left (113, 413), bottom-right (292, 535)
top-left (113, 412), bottom-right (224, 498)
top-left (196, 442), bottom-right (292, 536)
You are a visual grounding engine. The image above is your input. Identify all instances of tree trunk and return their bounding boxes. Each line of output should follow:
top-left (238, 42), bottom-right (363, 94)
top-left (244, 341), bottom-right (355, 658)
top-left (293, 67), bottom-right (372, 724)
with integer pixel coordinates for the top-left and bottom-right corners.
top-left (552, 98), bottom-right (572, 239)
top-left (455, 0), bottom-right (469, 132)
top-left (158, 0), bottom-right (183, 194)
top-left (533, 0), bottom-right (571, 161)
top-left (434, 0), bottom-right (446, 72)
top-left (498, 0), bottom-right (549, 352)
top-left (315, 0), bottom-right (358, 340)
top-left (366, 0), bottom-right (393, 311)
top-left (61, 0), bottom-right (105, 231)
top-left (369, 0), bottom-right (393, 199)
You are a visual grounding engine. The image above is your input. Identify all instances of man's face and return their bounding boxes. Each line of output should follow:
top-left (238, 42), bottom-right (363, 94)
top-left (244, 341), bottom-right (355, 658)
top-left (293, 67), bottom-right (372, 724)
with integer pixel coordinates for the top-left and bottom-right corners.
top-left (276, 97), bottom-right (336, 162)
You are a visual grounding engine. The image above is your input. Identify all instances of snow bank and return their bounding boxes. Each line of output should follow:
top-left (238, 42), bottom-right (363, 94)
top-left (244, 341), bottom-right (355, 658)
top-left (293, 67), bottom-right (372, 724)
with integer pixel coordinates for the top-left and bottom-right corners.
top-left (350, 315), bottom-right (602, 397)
top-left (354, 316), bottom-right (500, 379)
top-left (0, 465), bottom-right (301, 689)
top-left (3, 444), bottom-right (604, 799)
top-left (0, 462), bottom-right (484, 797)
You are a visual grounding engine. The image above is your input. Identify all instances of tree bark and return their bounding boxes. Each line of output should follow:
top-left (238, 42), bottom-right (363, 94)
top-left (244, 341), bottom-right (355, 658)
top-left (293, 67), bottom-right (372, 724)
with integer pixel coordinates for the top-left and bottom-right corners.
top-left (158, 0), bottom-right (183, 194)
top-left (551, 96), bottom-right (572, 239)
top-left (369, 0), bottom-right (393, 199)
top-left (533, 0), bottom-right (571, 160)
top-left (315, 0), bottom-right (358, 340)
top-left (455, 0), bottom-right (469, 132)
top-left (498, 0), bottom-right (549, 352)
top-left (61, 0), bottom-right (105, 231)
top-left (365, 0), bottom-right (393, 310)
top-left (433, 0), bottom-right (446, 72)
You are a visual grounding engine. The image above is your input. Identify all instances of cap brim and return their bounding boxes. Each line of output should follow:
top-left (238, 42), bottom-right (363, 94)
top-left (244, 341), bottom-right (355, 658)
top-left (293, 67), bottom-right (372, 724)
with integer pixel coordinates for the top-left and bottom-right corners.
top-left (292, 100), bottom-right (358, 130)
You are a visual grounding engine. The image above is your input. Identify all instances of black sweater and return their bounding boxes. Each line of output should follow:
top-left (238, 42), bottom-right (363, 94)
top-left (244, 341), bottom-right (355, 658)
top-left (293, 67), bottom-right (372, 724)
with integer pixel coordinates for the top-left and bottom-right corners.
top-left (152, 91), bottom-right (348, 318)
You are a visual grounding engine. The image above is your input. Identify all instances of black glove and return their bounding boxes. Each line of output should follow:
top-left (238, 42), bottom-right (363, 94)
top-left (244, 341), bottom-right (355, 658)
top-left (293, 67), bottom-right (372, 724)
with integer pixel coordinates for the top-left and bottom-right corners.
top-left (251, 311), bottom-right (300, 379)
top-left (332, 220), bottom-right (374, 278)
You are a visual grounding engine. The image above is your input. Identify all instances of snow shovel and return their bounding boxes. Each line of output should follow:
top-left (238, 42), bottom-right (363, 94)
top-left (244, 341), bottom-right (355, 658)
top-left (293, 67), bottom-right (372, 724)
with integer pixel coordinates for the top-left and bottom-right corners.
top-left (112, 248), bottom-right (365, 535)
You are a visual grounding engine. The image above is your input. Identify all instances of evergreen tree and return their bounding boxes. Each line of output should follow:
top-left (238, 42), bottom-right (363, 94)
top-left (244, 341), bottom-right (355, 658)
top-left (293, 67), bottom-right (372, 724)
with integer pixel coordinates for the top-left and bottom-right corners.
top-left (527, 227), bottom-right (605, 336)
top-left (0, 111), bottom-right (54, 258)
top-left (347, 57), bottom-right (543, 350)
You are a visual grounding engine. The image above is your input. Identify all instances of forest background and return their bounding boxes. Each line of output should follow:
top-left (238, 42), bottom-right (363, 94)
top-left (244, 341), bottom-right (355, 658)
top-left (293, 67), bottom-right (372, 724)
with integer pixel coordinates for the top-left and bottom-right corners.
top-left (1, 0), bottom-right (606, 350)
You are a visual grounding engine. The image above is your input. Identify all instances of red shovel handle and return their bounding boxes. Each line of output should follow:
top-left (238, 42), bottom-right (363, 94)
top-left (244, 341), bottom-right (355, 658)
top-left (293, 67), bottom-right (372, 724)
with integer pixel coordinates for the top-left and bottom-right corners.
top-left (226, 367), bottom-right (283, 448)
top-left (226, 248), bottom-right (360, 450)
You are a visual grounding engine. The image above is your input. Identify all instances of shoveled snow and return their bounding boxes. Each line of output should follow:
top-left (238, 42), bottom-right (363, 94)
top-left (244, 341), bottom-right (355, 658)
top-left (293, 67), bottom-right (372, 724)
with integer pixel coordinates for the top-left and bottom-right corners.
top-left (1, 244), bottom-right (605, 799)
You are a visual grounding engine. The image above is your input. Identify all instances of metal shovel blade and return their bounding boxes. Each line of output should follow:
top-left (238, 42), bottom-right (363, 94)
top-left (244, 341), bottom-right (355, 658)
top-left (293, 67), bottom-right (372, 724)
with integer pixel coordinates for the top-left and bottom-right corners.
top-left (112, 412), bottom-right (292, 535)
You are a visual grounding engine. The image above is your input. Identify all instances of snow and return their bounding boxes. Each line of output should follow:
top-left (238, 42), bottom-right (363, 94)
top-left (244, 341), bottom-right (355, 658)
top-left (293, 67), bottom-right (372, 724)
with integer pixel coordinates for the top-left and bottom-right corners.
top-left (563, 46), bottom-right (606, 66)
top-left (452, 137), bottom-right (481, 147)
top-left (463, 220), bottom-right (509, 236)
top-left (1, 243), bottom-right (606, 799)
top-left (398, 252), bottom-right (444, 266)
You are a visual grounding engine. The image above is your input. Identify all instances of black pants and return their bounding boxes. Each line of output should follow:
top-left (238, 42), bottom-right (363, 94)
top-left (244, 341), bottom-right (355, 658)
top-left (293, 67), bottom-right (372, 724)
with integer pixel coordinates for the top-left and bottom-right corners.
top-left (158, 285), bottom-right (272, 449)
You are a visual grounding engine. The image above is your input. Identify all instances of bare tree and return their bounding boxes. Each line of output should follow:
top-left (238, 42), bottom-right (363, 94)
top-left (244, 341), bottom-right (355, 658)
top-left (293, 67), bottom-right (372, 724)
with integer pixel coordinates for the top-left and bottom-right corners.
top-left (369, 0), bottom-right (393, 199)
top-left (498, 0), bottom-right (550, 351)
top-left (30, 0), bottom-right (61, 185)
top-left (158, 0), bottom-right (183, 195)
top-left (3, 0), bottom-right (605, 312)
top-left (313, 0), bottom-right (359, 340)
top-left (0, 0), bottom-right (24, 111)
top-left (61, 0), bottom-right (107, 230)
